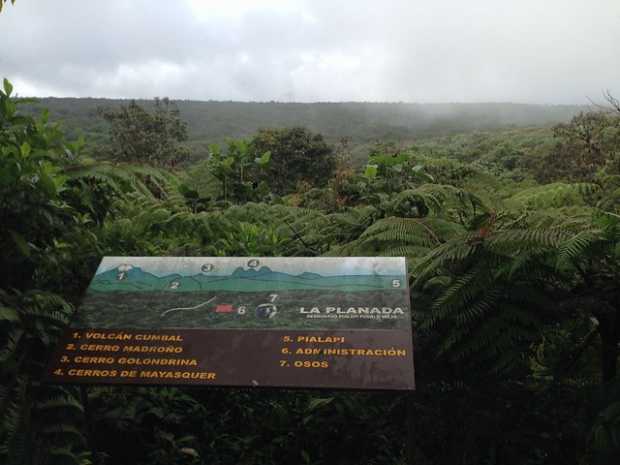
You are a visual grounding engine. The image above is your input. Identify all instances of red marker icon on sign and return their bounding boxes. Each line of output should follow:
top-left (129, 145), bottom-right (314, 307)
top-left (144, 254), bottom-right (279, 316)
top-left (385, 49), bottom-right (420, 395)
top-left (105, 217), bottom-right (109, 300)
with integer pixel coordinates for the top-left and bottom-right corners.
top-left (215, 304), bottom-right (234, 313)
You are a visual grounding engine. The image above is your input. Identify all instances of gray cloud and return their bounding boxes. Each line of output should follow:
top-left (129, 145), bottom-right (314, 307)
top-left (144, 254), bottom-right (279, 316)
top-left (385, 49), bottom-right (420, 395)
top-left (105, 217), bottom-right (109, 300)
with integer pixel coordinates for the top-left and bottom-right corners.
top-left (1, 0), bottom-right (619, 103)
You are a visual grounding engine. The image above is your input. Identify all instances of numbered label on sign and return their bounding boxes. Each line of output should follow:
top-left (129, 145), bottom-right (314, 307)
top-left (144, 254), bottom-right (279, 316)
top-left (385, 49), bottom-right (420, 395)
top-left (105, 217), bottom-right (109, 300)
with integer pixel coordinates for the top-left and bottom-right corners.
top-left (201, 263), bottom-right (214, 272)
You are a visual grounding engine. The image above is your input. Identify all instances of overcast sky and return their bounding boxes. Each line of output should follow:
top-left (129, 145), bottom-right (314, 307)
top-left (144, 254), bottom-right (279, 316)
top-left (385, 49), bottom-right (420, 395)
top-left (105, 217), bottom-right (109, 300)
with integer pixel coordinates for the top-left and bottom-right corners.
top-left (1, 0), bottom-right (619, 103)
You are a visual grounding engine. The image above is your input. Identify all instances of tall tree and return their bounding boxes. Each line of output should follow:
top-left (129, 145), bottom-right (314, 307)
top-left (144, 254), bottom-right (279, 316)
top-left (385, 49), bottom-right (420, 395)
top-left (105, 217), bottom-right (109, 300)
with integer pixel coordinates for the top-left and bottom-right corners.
top-left (249, 127), bottom-right (336, 195)
top-left (537, 111), bottom-right (620, 182)
top-left (99, 98), bottom-right (189, 167)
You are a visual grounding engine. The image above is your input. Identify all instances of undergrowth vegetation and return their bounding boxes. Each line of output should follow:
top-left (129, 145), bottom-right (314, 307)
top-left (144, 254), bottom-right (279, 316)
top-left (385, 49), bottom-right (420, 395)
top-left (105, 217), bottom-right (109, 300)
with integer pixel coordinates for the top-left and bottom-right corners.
top-left (2, 76), bottom-right (620, 465)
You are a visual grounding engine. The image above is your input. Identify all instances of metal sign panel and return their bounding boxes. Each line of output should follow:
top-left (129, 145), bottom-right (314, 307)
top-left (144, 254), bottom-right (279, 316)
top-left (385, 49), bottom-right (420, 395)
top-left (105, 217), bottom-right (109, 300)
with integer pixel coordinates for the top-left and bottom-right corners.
top-left (46, 257), bottom-right (415, 390)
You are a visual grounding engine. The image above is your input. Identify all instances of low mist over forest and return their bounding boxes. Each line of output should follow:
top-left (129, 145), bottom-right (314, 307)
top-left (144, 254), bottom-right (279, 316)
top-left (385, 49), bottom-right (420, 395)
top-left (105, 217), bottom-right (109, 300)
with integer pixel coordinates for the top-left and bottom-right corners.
top-left (28, 99), bottom-right (586, 139)
top-left (23, 98), bottom-right (586, 164)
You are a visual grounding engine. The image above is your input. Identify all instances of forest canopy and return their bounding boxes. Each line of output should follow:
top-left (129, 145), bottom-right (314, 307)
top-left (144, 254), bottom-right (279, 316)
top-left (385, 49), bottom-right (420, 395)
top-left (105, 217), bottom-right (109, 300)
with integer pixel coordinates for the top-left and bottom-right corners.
top-left (2, 1), bottom-right (620, 464)
top-left (2, 75), bottom-right (620, 464)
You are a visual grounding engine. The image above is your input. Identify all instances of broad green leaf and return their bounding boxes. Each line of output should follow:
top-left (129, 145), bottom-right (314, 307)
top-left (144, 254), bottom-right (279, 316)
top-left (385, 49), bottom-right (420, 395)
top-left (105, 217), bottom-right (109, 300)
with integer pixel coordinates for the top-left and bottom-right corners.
top-left (307, 397), bottom-right (334, 411)
top-left (0, 306), bottom-right (19, 322)
top-left (20, 141), bottom-right (31, 157)
top-left (3, 97), bottom-right (16, 117)
top-left (38, 168), bottom-right (58, 197)
top-left (255, 150), bottom-right (271, 166)
top-left (179, 448), bottom-right (200, 458)
top-left (3, 78), bottom-right (12, 96)
top-left (364, 164), bottom-right (378, 179)
top-left (208, 143), bottom-right (221, 158)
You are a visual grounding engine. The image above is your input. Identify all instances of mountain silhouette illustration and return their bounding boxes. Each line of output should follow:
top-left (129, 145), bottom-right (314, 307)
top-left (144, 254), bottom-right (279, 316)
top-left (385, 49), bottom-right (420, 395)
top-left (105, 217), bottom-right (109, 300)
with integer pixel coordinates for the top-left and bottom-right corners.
top-left (90, 263), bottom-right (403, 292)
top-left (231, 266), bottom-right (273, 277)
top-left (298, 271), bottom-right (322, 279)
top-left (98, 266), bottom-right (155, 281)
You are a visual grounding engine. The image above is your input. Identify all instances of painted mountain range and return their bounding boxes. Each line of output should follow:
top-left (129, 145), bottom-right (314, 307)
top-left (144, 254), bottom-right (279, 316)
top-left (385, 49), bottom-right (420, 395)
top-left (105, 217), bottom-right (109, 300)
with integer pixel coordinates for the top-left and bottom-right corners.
top-left (89, 266), bottom-right (405, 292)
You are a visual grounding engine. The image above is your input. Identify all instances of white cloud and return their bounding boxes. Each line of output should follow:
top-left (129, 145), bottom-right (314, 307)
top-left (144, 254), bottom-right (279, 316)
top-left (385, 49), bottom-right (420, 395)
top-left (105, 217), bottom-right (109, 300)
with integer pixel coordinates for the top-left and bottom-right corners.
top-left (0, 0), bottom-right (618, 103)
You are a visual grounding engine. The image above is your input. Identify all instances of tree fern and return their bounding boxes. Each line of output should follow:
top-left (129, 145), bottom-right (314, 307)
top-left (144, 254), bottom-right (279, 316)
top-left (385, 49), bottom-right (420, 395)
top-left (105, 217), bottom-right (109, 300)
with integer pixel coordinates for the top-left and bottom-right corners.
top-left (0, 290), bottom-right (91, 465)
top-left (412, 209), bottom-right (561, 373)
top-left (336, 216), bottom-right (464, 259)
top-left (64, 160), bottom-right (185, 203)
top-left (506, 182), bottom-right (600, 210)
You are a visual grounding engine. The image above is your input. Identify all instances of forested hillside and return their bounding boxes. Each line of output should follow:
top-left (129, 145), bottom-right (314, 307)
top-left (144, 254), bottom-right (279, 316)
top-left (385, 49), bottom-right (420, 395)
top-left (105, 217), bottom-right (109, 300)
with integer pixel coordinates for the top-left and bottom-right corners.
top-left (21, 98), bottom-right (585, 165)
top-left (2, 75), bottom-right (620, 465)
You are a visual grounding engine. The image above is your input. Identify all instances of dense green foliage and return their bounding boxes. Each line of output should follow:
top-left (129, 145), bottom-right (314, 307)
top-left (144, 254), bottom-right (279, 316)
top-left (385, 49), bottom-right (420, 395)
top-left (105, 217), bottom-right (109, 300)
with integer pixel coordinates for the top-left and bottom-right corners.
top-left (249, 127), bottom-right (335, 195)
top-left (2, 76), bottom-right (620, 465)
top-left (20, 98), bottom-right (586, 167)
top-left (98, 99), bottom-right (190, 167)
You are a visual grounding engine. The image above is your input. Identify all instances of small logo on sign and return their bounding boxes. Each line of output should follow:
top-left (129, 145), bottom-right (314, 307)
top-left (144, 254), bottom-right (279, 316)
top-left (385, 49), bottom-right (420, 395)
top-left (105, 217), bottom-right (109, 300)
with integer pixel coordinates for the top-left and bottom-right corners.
top-left (255, 303), bottom-right (278, 319)
top-left (201, 263), bottom-right (214, 272)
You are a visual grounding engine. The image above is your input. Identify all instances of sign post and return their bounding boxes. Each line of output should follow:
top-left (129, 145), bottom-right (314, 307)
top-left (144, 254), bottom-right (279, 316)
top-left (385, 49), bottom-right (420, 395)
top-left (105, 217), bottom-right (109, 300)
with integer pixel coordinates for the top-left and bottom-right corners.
top-left (47, 256), bottom-right (416, 462)
top-left (47, 256), bottom-right (415, 390)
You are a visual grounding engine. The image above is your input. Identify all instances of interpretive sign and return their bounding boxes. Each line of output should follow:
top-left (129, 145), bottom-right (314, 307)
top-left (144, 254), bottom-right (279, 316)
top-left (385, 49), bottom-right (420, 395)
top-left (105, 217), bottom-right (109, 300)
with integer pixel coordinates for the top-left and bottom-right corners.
top-left (46, 257), bottom-right (415, 390)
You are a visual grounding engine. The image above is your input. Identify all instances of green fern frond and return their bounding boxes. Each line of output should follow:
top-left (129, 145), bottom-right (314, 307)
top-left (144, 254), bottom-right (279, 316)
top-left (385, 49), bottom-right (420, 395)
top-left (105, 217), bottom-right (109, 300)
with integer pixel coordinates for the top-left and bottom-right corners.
top-left (487, 228), bottom-right (571, 251)
top-left (380, 245), bottom-right (432, 258)
top-left (555, 229), bottom-right (601, 269)
top-left (37, 396), bottom-right (85, 415)
top-left (41, 424), bottom-right (87, 446)
top-left (507, 182), bottom-right (600, 209)
top-left (0, 377), bottom-right (30, 464)
top-left (413, 240), bottom-right (479, 285)
top-left (48, 447), bottom-right (84, 465)
top-left (0, 328), bottom-right (23, 363)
